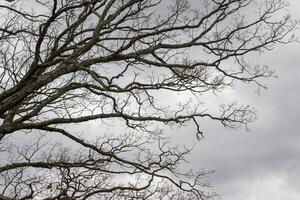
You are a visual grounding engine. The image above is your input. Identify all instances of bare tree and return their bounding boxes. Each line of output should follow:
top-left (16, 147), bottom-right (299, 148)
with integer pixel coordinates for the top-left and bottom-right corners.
top-left (0, 0), bottom-right (297, 199)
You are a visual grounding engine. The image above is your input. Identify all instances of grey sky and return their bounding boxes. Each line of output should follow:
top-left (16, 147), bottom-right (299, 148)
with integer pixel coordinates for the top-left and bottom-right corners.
top-left (1, 0), bottom-right (299, 199)
top-left (178, 0), bottom-right (300, 199)
top-left (24, 0), bottom-right (300, 199)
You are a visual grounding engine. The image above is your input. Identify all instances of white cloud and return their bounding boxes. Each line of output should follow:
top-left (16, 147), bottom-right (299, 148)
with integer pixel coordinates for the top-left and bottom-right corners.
top-left (218, 174), bottom-right (300, 200)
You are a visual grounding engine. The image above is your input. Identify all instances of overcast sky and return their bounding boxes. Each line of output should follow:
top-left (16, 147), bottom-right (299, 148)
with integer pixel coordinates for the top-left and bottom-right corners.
top-left (1, 0), bottom-right (299, 199)
top-left (43, 1), bottom-right (300, 199)
top-left (180, 0), bottom-right (300, 199)
top-left (34, 1), bottom-right (300, 199)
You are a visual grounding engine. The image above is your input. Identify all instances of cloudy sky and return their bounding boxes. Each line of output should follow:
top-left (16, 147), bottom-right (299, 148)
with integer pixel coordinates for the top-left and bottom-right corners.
top-left (25, 1), bottom-right (300, 199)
top-left (181, 0), bottom-right (300, 199)
top-left (1, 0), bottom-right (299, 199)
